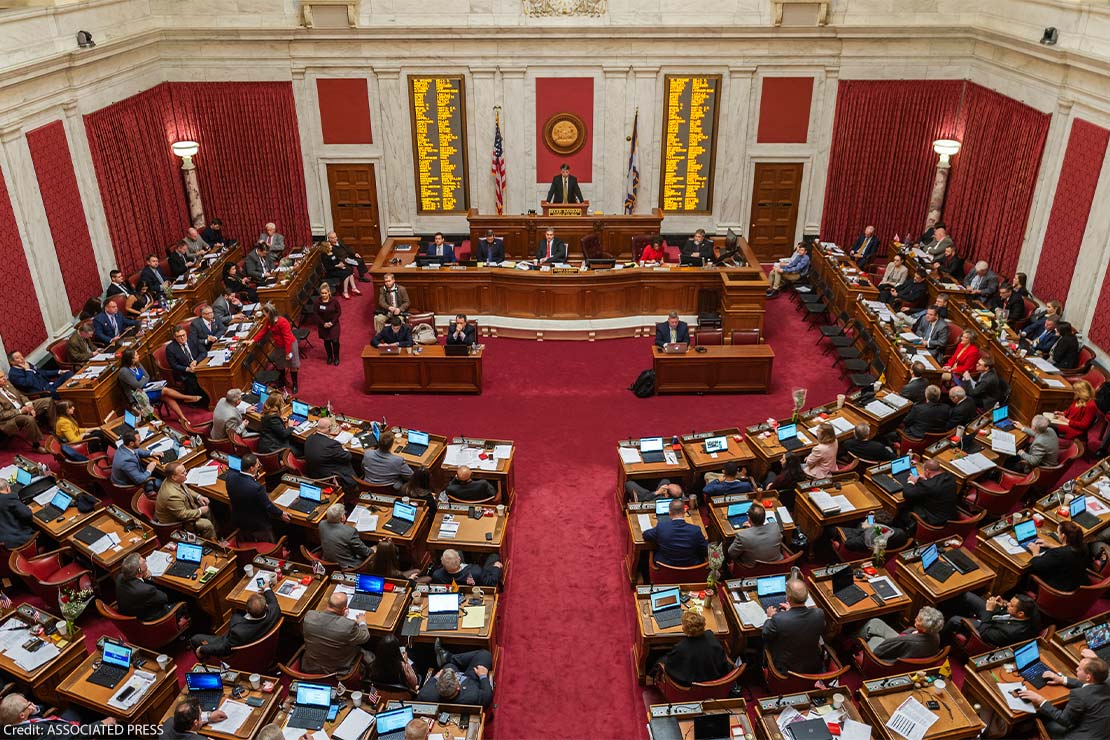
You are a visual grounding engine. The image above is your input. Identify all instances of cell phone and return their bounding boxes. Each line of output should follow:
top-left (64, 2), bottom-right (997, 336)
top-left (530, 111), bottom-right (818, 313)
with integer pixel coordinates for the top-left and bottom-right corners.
top-left (926, 700), bottom-right (940, 710)
top-left (245, 696), bottom-right (265, 707)
top-left (117, 686), bottom-right (136, 701)
top-left (22, 637), bottom-right (43, 652)
top-left (459, 714), bottom-right (470, 730)
top-left (256, 577), bottom-right (265, 589)
top-left (437, 711), bottom-right (451, 726)
top-left (871, 593), bottom-right (886, 607)
top-left (326, 704), bottom-right (340, 722)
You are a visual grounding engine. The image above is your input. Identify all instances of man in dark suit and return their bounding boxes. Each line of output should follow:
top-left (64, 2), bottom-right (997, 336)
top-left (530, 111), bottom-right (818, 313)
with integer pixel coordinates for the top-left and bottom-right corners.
top-left (681, 229), bottom-right (711, 265)
top-left (432, 548), bottom-right (502, 588)
top-left (763, 579), bottom-right (827, 674)
top-left (319, 503), bottom-right (371, 569)
top-left (535, 227), bottom-right (567, 264)
top-left (546, 163), bottom-right (584, 204)
top-left (327, 231), bottom-right (369, 282)
top-left (897, 459), bottom-right (957, 527)
top-left (902, 385), bottom-right (951, 438)
top-left (116, 553), bottom-right (176, 622)
top-left (167, 241), bottom-right (194, 280)
top-left (445, 314), bottom-right (476, 346)
top-left (226, 453), bottom-right (289, 541)
top-left (654, 312), bottom-right (690, 348)
top-left (190, 576), bottom-right (280, 658)
top-left (422, 643), bottom-right (494, 707)
top-left (643, 499), bottom-right (707, 567)
top-left (943, 593), bottom-right (1039, 647)
top-left (849, 225), bottom-right (880, 267)
top-left (992, 283), bottom-right (1027, 325)
top-left (841, 423), bottom-right (894, 462)
top-left (419, 232), bottom-right (456, 263)
top-left (474, 230), bottom-right (505, 263)
top-left (445, 466), bottom-right (496, 502)
top-left (188, 305), bottom-right (225, 352)
top-left (727, 504), bottom-right (783, 567)
top-left (304, 417), bottom-right (356, 491)
top-left (92, 300), bottom-right (138, 345)
top-left (166, 327), bottom-right (209, 404)
top-left (6, 351), bottom-right (71, 398)
top-left (370, 316), bottom-right (413, 348)
top-left (948, 386), bottom-right (979, 427)
top-left (1020, 656), bottom-right (1110, 739)
top-left (900, 362), bottom-right (929, 404)
top-left (963, 356), bottom-right (1006, 410)
top-left (139, 254), bottom-right (167, 299)
top-left (858, 606), bottom-right (944, 660)
top-left (888, 270), bottom-right (928, 309)
top-left (105, 269), bottom-right (132, 298)
top-left (0, 479), bottom-right (34, 549)
top-left (244, 243), bottom-right (275, 284)
top-left (200, 218), bottom-right (230, 248)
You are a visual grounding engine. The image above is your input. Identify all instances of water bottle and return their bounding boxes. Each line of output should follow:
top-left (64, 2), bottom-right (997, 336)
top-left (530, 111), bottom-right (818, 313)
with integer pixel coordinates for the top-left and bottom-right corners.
top-left (866, 513), bottom-right (875, 528)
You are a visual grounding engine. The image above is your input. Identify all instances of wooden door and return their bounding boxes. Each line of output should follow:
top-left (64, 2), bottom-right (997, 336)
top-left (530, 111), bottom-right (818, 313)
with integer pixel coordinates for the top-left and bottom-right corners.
top-left (748, 163), bottom-right (803, 260)
top-left (326, 163), bottom-right (381, 256)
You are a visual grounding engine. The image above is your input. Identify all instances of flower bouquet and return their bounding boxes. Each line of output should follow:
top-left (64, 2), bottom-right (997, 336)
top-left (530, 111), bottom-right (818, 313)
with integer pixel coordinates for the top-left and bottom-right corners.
top-left (791, 387), bottom-right (807, 423)
top-left (58, 586), bottom-right (94, 638)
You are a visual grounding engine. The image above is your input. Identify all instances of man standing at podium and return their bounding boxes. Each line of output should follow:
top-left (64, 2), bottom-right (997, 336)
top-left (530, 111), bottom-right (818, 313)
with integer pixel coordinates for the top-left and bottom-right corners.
top-left (535, 228), bottom-right (567, 265)
top-left (546, 163), bottom-right (584, 204)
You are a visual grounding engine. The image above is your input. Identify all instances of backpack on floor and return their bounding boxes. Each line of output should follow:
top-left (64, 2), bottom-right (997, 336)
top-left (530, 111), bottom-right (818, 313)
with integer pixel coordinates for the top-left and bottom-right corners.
top-left (630, 369), bottom-right (655, 398)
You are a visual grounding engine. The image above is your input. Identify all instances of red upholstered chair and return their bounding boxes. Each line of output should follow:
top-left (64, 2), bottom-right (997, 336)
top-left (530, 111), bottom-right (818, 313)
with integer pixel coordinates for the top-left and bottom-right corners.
top-left (282, 449), bottom-right (307, 476)
top-left (152, 341), bottom-right (182, 390)
top-left (853, 640), bottom-right (950, 679)
top-left (730, 329), bottom-right (760, 345)
top-left (896, 430), bottom-right (947, 456)
top-left (658, 663), bottom-right (745, 703)
top-left (85, 456), bottom-right (143, 510)
top-left (0, 534), bottom-right (39, 588)
top-left (278, 647), bottom-right (362, 687)
top-left (728, 547), bottom-right (804, 578)
top-left (94, 599), bottom-right (189, 650)
top-left (47, 338), bottom-right (81, 371)
top-left (1031, 573), bottom-right (1110, 623)
top-left (1061, 346), bottom-right (1095, 378)
top-left (944, 324), bottom-right (963, 358)
top-left (693, 329), bottom-right (723, 346)
top-left (911, 510), bottom-right (985, 545)
top-left (229, 430), bottom-right (259, 455)
top-left (631, 234), bottom-right (654, 261)
top-left (763, 647), bottom-right (849, 694)
top-left (406, 312), bottom-right (436, 331)
top-left (226, 533), bottom-right (287, 571)
top-left (299, 545), bottom-right (338, 572)
top-left (130, 490), bottom-right (179, 545)
top-left (225, 618), bottom-right (284, 673)
top-left (9, 546), bottom-right (93, 605)
top-left (179, 418), bottom-right (213, 439)
top-left (1030, 440), bottom-right (1084, 497)
top-left (580, 233), bottom-right (613, 261)
top-left (649, 555), bottom-right (708, 585)
top-left (108, 293), bottom-right (128, 313)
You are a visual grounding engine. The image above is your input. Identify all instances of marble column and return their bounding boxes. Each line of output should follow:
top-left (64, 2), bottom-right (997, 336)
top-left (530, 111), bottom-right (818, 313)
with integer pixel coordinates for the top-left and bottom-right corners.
top-left (291, 64), bottom-right (327, 236)
top-left (1018, 98), bottom-right (1075, 280)
top-left (600, 66), bottom-right (630, 215)
top-left (632, 66), bottom-right (660, 215)
top-left (179, 154), bottom-right (206, 228)
top-left (924, 160), bottom-right (951, 230)
top-left (500, 68), bottom-right (528, 215)
top-left (718, 66), bottom-right (756, 232)
top-left (805, 66), bottom-right (839, 236)
top-left (372, 66), bottom-right (415, 235)
top-left (470, 67), bottom-right (498, 216)
top-left (61, 99), bottom-right (115, 282)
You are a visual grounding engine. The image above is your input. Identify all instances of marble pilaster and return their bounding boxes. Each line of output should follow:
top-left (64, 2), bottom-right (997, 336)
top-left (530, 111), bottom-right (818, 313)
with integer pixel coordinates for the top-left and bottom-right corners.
top-left (470, 68), bottom-right (498, 216)
top-left (601, 66), bottom-right (629, 215)
top-left (373, 66), bottom-right (416, 236)
top-left (500, 68), bottom-right (528, 215)
top-left (60, 99), bottom-right (116, 284)
top-left (716, 66), bottom-right (756, 232)
top-left (1018, 98), bottom-right (1074, 282)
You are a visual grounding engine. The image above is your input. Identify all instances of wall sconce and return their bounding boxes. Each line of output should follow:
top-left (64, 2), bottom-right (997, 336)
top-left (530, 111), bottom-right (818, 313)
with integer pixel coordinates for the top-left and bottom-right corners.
top-left (171, 141), bottom-right (205, 226)
top-left (932, 139), bottom-right (962, 166)
top-left (171, 140), bottom-right (200, 169)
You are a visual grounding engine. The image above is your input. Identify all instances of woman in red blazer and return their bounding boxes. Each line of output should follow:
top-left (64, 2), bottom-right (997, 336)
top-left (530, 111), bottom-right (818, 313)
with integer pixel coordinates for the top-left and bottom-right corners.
top-left (255, 302), bottom-right (300, 393)
top-left (943, 331), bottom-right (981, 378)
top-left (1056, 380), bottom-right (1099, 441)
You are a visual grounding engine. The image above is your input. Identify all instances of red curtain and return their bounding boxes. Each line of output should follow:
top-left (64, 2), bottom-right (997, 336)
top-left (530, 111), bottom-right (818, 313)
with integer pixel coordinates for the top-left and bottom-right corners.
top-left (0, 166), bottom-right (47, 351)
top-left (83, 84), bottom-right (187, 273)
top-left (943, 84), bottom-right (1050, 278)
top-left (26, 121), bottom-right (103, 315)
top-left (1032, 119), bottom-right (1109, 303)
top-left (821, 80), bottom-right (964, 248)
top-left (168, 82), bottom-right (311, 247)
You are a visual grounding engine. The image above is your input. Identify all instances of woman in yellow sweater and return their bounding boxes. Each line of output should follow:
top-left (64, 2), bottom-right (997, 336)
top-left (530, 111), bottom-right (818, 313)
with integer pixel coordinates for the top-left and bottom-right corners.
top-left (52, 400), bottom-right (108, 460)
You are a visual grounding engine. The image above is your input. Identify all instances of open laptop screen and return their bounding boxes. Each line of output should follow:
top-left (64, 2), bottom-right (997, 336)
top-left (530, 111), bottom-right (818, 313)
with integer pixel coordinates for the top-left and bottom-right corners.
top-left (650, 587), bottom-right (681, 612)
top-left (756, 575), bottom-right (786, 597)
top-left (299, 482), bottom-right (322, 501)
top-left (992, 405), bottom-right (1009, 424)
top-left (640, 437), bottom-right (664, 453)
top-left (890, 455), bottom-right (912, 475)
top-left (776, 424), bottom-right (797, 442)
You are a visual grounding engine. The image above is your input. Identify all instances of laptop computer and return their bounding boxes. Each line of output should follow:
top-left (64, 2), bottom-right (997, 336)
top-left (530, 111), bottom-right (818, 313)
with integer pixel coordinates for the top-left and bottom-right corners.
top-left (243, 381), bottom-right (266, 405)
top-left (650, 587), bottom-right (683, 629)
top-left (286, 682), bottom-right (332, 730)
top-left (776, 423), bottom-right (805, 452)
top-left (110, 409), bottom-right (139, 437)
top-left (425, 592), bottom-right (461, 631)
top-left (286, 482), bottom-right (324, 514)
top-left (252, 389), bottom-right (269, 413)
top-left (787, 718), bottom-right (834, 740)
top-left (726, 501), bottom-right (753, 528)
top-left (347, 574), bottom-right (385, 612)
top-left (831, 565), bottom-right (868, 606)
top-left (289, 399), bottom-right (311, 424)
top-left (444, 343), bottom-right (470, 356)
top-left (376, 706), bottom-right (416, 740)
top-left (654, 498), bottom-right (674, 517)
top-left (992, 405), bottom-right (1015, 431)
top-left (920, 542), bottom-right (955, 583)
top-left (1013, 640), bottom-right (1051, 688)
top-left (755, 575), bottom-right (788, 610)
top-left (165, 541), bottom-right (204, 579)
top-left (1084, 623), bottom-right (1110, 661)
top-left (402, 430), bottom-right (430, 456)
top-left (74, 524), bottom-right (106, 546)
top-left (640, 436), bottom-right (665, 464)
top-left (661, 342), bottom-right (689, 354)
top-left (88, 641), bottom-right (132, 689)
top-left (10, 467), bottom-right (34, 496)
top-left (185, 671), bottom-right (224, 711)
top-left (382, 500), bottom-right (418, 535)
top-left (1070, 494), bottom-right (1101, 529)
top-left (1013, 519), bottom-right (1039, 550)
top-left (692, 713), bottom-right (731, 740)
top-left (218, 454), bottom-right (242, 481)
top-left (33, 490), bottom-right (72, 522)
top-left (704, 436), bottom-right (728, 454)
top-left (872, 455), bottom-right (917, 494)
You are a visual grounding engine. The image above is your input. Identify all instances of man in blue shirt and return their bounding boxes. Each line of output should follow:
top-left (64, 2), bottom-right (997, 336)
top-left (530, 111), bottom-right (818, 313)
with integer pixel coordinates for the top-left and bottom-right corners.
top-left (704, 462), bottom-right (754, 496)
top-left (643, 499), bottom-right (708, 567)
top-left (111, 429), bottom-right (162, 491)
top-left (766, 243), bottom-right (810, 297)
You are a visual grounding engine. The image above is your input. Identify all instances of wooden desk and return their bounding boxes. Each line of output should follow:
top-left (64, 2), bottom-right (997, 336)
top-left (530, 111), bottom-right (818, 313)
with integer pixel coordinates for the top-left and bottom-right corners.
top-left (440, 436), bottom-right (516, 505)
top-left (409, 586), bottom-right (499, 654)
top-left (1034, 487), bottom-right (1110, 540)
top-left (746, 404), bottom-right (867, 468)
top-left (632, 583), bottom-right (729, 681)
top-left (361, 344), bottom-right (483, 394)
top-left (652, 345), bottom-right (775, 393)
top-left (858, 669), bottom-right (984, 740)
top-left (100, 419), bottom-right (205, 478)
top-left (55, 360), bottom-right (123, 428)
top-left (962, 640), bottom-right (1072, 737)
top-left (706, 493), bottom-right (795, 543)
top-left (720, 577), bottom-right (792, 646)
top-left (255, 246), bottom-right (321, 321)
top-left (1052, 609), bottom-right (1110, 668)
top-left (647, 698), bottom-right (754, 740)
top-left (892, 544), bottom-right (995, 614)
top-left (27, 481), bottom-right (103, 540)
top-left (466, 208), bottom-right (663, 259)
top-left (0, 605), bottom-right (88, 707)
top-left (316, 573), bottom-right (410, 634)
top-left (168, 246), bottom-right (239, 308)
top-left (616, 437), bottom-right (692, 507)
top-left (426, 504), bottom-right (507, 554)
top-left (680, 428), bottom-right (758, 482)
top-left (975, 512), bottom-right (1049, 593)
top-left (57, 643), bottom-right (179, 723)
top-left (753, 688), bottom-right (866, 740)
top-left (793, 475), bottom-right (883, 546)
top-left (382, 701), bottom-right (487, 740)
top-left (67, 508), bottom-right (158, 571)
top-left (808, 559), bottom-right (913, 634)
top-left (226, 557), bottom-right (328, 622)
top-left (350, 494), bottom-right (431, 558)
top-left (149, 535), bottom-right (239, 630)
top-left (270, 478), bottom-right (343, 532)
top-left (193, 320), bottom-right (261, 410)
top-left (848, 389), bottom-right (914, 434)
top-left (624, 502), bottom-right (708, 583)
top-left (274, 691), bottom-right (377, 740)
top-left (159, 667), bottom-right (281, 739)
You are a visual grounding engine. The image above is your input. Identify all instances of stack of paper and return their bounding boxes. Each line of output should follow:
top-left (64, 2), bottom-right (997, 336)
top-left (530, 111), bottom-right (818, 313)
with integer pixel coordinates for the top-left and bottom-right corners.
top-left (334, 431), bottom-right (354, 445)
top-left (461, 605), bottom-right (486, 629)
top-left (883, 393), bottom-right (910, 408)
top-left (990, 429), bottom-right (1017, 455)
top-left (1028, 357), bottom-right (1060, 373)
top-left (8, 638), bottom-right (59, 671)
top-left (108, 670), bottom-right (156, 709)
top-left (809, 490), bottom-right (842, 514)
top-left (146, 550), bottom-right (172, 577)
top-left (865, 400), bottom-right (895, 418)
top-left (734, 599), bottom-right (768, 627)
top-left (776, 507), bottom-right (794, 525)
top-left (89, 532), bottom-right (122, 555)
top-left (274, 490), bottom-right (299, 508)
top-left (992, 533), bottom-right (1026, 555)
top-left (437, 519), bottom-right (460, 539)
top-left (185, 466), bottom-right (220, 487)
top-left (333, 708), bottom-right (376, 740)
top-left (828, 416), bottom-right (856, 434)
top-left (445, 444), bottom-right (481, 468)
top-left (997, 682), bottom-right (1036, 713)
top-left (32, 486), bottom-right (60, 507)
top-left (637, 514), bottom-right (653, 532)
top-left (949, 452), bottom-right (996, 476)
top-left (910, 354), bottom-right (933, 367)
top-left (492, 444), bottom-right (513, 459)
top-left (208, 700), bottom-right (253, 734)
top-left (885, 696), bottom-right (938, 740)
top-left (476, 456), bottom-right (499, 471)
top-left (346, 508), bottom-right (378, 533)
top-left (284, 729), bottom-right (327, 740)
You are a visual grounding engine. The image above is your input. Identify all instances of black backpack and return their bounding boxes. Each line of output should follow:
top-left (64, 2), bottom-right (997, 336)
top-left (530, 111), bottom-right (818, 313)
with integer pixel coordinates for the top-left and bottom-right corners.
top-left (630, 369), bottom-right (655, 398)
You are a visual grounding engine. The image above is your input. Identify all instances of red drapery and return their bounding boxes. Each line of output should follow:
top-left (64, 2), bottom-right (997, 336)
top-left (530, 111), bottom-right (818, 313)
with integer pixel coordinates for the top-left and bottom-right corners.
top-left (0, 166), bottom-right (47, 351)
top-left (83, 84), bottom-right (187, 273)
top-left (943, 84), bottom-right (1050, 278)
top-left (168, 82), bottom-right (311, 248)
top-left (821, 80), bottom-right (964, 248)
top-left (26, 121), bottom-right (103, 315)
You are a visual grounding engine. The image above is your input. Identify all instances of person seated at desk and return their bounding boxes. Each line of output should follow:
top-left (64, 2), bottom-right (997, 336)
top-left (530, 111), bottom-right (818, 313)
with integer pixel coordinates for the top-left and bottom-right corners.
top-left (111, 428), bottom-right (162, 491)
top-left (766, 243), bottom-right (811, 298)
top-left (258, 221), bottom-right (285, 260)
top-left (367, 634), bottom-right (419, 692)
top-left (963, 356), bottom-right (1006, 410)
top-left (658, 610), bottom-right (734, 685)
top-left (159, 697), bottom-right (228, 740)
top-left (327, 230), bottom-right (370, 282)
top-left (92, 299), bottom-right (137, 345)
top-left (763, 578), bottom-right (826, 674)
top-left (654, 311), bottom-right (690, 348)
top-left (895, 458), bottom-right (957, 528)
top-left (898, 361), bottom-right (929, 404)
top-left (375, 273), bottom-right (410, 333)
top-left (6, 351), bottom-right (71, 399)
top-left (1018, 656), bottom-right (1110, 739)
top-left (727, 503), bottom-right (783, 567)
top-left (992, 283), bottom-right (1027, 325)
top-left (942, 331), bottom-right (981, 380)
top-left (802, 423), bottom-right (838, 479)
top-left (0, 373), bottom-right (49, 454)
top-left (420, 232), bottom-right (456, 263)
top-left (474, 229), bottom-right (505, 263)
top-left (625, 478), bottom-right (685, 504)
top-left (681, 229), bottom-right (711, 265)
top-left (0, 693), bottom-right (118, 735)
top-left (191, 574), bottom-right (280, 659)
top-left (105, 268), bottom-right (132, 299)
top-left (643, 499), bottom-right (708, 567)
top-left (640, 235), bottom-right (666, 263)
top-left (119, 348), bottom-right (199, 426)
top-left (1048, 321), bottom-right (1080, 369)
top-left (933, 243), bottom-right (965, 281)
top-left (704, 462), bottom-right (754, 496)
top-left (963, 260), bottom-right (1000, 302)
top-left (535, 227), bottom-right (567, 265)
top-left (183, 227), bottom-right (209, 257)
top-left (762, 452), bottom-right (807, 509)
top-left (166, 326), bottom-right (210, 407)
top-left (422, 642), bottom-right (494, 707)
top-left (66, 321), bottom-right (97, 364)
top-left (885, 270), bottom-right (929, 309)
top-left (1028, 316), bottom-right (1063, 356)
top-left (857, 606), bottom-right (944, 660)
top-left (1052, 380), bottom-right (1098, 441)
top-left (1017, 415), bottom-right (1060, 470)
top-left (200, 218), bottom-right (229, 249)
top-left (224, 263), bottom-right (259, 305)
top-left (1020, 300), bottom-right (1063, 345)
top-left (546, 163), bottom-right (584, 204)
top-left (167, 240), bottom-right (195, 280)
top-left (139, 253), bottom-right (168, 300)
top-left (211, 388), bottom-right (251, 442)
top-left (212, 286), bottom-right (247, 327)
top-left (302, 592), bottom-right (370, 674)
top-left (849, 225), bottom-right (880, 267)
top-left (445, 313), bottom-right (476, 346)
top-left (432, 548), bottom-right (503, 588)
top-left (305, 417), bottom-right (357, 492)
top-left (361, 429), bottom-right (413, 488)
top-left (319, 503), bottom-right (372, 569)
top-left (116, 552), bottom-right (179, 623)
top-left (919, 225), bottom-right (953, 258)
top-left (371, 316), bottom-right (413, 348)
top-left (227, 452), bottom-right (290, 542)
top-left (256, 394), bottom-right (298, 456)
top-left (841, 422), bottom-right (894, 463)
top-left (877, 253), bottom-right (909, 290)
top-left (322, 239), bottom-right (359, 299)
top-left (188, 304), bottom-right (225, 354)
top-left (903, 385), bottom-right (952, 438)
top-left (948, 386), bottom-right (979, 427)
top-left (445, 465), bottom-right (496, 502)
top-left (910, 307), bottom-right (949, 357)
top-left (125, 281), bottom-right (157, 319)
top-left (366, 539), bottom-right (420, 581)
top-left (155, 463), bottom-right (217, 540)
top-left (1026, 520), bottom-right (1090, 593)
top-left (0, 479), bottom-right (34, 550)
top-left (244, 243), bottom-right (276, 286)
top-left (942, 593), bottom-right (1040, 647)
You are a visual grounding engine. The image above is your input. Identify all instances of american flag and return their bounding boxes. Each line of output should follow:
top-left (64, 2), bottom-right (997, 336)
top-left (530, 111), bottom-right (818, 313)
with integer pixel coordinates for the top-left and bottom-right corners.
top-left (624, 110), bottom-right (640, 215)
top-left (491, 110), bottom-right (506, 215)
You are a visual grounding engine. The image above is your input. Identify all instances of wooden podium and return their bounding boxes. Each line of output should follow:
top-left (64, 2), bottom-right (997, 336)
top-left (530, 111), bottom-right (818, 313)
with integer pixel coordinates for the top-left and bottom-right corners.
top-left (541, 200), bottom-right (590, 217)
top-left (467, 208), bottom-right (663, 260)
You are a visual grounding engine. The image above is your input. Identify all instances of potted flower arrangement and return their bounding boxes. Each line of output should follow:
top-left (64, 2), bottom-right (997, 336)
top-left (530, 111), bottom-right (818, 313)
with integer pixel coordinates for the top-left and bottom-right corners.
top-left (58, 586), bottom-right (95, 639)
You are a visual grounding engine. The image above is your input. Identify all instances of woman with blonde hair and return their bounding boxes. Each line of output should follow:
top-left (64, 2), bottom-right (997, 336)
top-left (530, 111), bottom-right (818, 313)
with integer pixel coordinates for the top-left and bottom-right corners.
top-left (313, 282), bottom-right (343, 366)
top-left (803, 423), bottom-right (839, 478)
top-left (1054, 379), bottom-right (1098, 441)
top-left (321, 241), bottom-right (358, 299)
top-left (658, 609), bottom-right (733, 686)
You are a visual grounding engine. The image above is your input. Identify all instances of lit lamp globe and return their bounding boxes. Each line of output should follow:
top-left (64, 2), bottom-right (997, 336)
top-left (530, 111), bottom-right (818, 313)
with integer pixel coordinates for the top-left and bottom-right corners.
top-left (171, 141), bottom-right (199, 167)
top-left (932, 139), bottom-right (961, 165)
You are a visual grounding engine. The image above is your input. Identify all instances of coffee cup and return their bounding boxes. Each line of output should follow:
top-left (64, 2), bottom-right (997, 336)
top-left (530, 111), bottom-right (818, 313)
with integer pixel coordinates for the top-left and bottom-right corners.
top-left (156, 654), bottom-right (170, 672)
top-left (401, 496), bottom-right (411, 505)
top-left (351, 691), bottom-right (363, 706)
top-left (496, 504), bottom-right (505, 517)
top-left (932, 679), bottom-right (946, 695)
top-left (249, 673), bottom-right (261, 690)
top-left (832, 692), bottom-right (846, 709)
top-left (244, 564), bottom-right (254, 577)
top-left (836, 394), bottom-right (845, 409)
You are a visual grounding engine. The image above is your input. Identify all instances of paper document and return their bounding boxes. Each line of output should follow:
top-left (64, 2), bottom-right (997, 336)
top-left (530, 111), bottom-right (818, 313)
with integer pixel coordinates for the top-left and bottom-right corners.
top-left (997, 682), bottom-right (1037, 713)
top-left (899, 332), bottom-right (920, 342)
top-left (776, 506), bottom-right (794, 525)
top-left (910, 354), bottom-right (933, 367)
top-left (89, 532), bottom-right (120, 555)
top-left (492, 444), bottom-right (513, 459)
top-left (1027, 357), bottom-right (1060, 373)
top-left (32, 486), bottom-right (60, 507)
top-left (637, 514), bottom-right (653, 533)
top-left (477, 456), bottom-right (499, 471)
top-left (445, 445), bottom-right (479, 468)
top-left (841, 719), bottom-right (872, 740)
top-left (993, 533), bottom-right (1026, 555)
top-left (9, 639), bottom-right (59, 671)
top-left (865, 400), bottom-right (895, 418)
top-left (735, 599), bottom-right (769, 627)
top-left (185, 466), bottom-right (219, 487)
top-left (776, 706), bottom-right (806, 731)
top-left (828, 416), bottom-right (855, 435)
top-left (276, 581), bottom-right (307, 600)
top-left (209, 700), bottom-right (252, 734)
top-left (809, 490), bottom-right (841, 513)
top-left (108, 670), bottom-right (156, 710)
top-left (147, 437), bottom-right (176, 455)
top-left (334, 431), bottom-right (354, 445)
top-left (883, 393), bottom-right (910, 408)
top-left (0, 622), bottom-right (30, 653)
top-left (333, 707), bottom-right (376, 740)
top-left (949, 452), bottom-right (996, 476)
top-left (147, 550), bottom-right (172, 577)
top-left (885, 696), bottom-right (938, 740)
top-left (284, 729), bottom-right (328, 740)
top-left (347, 508), bottom-right (378, 533)
top-left (1043, 378), bottom-right (1066, 388)
top-left (619, 447), bottom-right (642, 465)
top-left (830, 494), bottom-right (854, 512)
top-left (990, 429), bottom-right (1017, 455)
top-left (663, 450), bottom-right (678, 465)
top-left (461, 605), bottom-right (486, 629)
top-left (274, 490), bottom-right (298, 508)
top-left (235, 401), bottom-right (251, 413)
top-left (437, 520), bottom-right (459, 539)
top-left (91, 352), bottom-right (116, 362)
